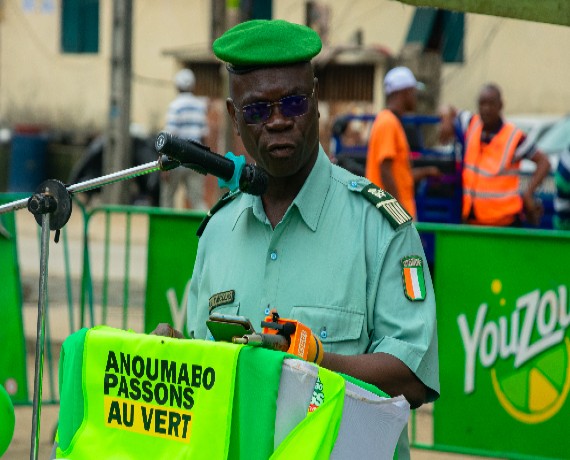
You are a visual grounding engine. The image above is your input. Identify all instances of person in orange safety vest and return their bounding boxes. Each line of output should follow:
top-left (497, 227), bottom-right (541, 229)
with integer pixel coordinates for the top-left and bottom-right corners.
top-left (439, 83), bottom-right (551, 227)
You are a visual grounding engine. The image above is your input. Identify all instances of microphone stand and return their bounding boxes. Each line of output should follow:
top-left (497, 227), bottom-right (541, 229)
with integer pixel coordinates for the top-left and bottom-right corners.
top-left (0, 159), bottom-right (171, 215)
top-left (1, 136), bottom-right (268, 459)
top-left (0, 155), bottom-right (178, 460)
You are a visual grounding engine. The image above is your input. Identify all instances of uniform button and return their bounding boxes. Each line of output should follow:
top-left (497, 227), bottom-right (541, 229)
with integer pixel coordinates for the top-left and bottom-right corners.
top-left (320, 330), bottom-right (327, 339)
top-left (350, 181), bottom-right (358, 187)
top-left (270, 251), bottom-right (278, 261)
top-left (264, 307), bottom-right (271, 315)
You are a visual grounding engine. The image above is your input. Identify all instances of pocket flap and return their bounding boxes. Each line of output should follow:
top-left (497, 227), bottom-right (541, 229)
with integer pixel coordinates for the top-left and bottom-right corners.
top-left (290, 306), bottom-right (364, 343)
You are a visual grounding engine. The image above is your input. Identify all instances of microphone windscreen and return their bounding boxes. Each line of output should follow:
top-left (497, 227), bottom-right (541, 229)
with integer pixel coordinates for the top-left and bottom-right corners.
top-left (240, 165), bottom-right (268, 196)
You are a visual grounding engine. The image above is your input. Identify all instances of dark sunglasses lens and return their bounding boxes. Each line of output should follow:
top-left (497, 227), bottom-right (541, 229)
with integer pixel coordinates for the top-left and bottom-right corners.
top-left (280, 95), bottom-right (309, 117)
top-left (242, 103), bottom-right (271, 124)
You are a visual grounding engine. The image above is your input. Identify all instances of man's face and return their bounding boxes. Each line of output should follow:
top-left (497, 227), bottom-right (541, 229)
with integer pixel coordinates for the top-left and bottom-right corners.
top-left (478, 87), bottom-right (502, 127)
top-left (403, 87), bottom-right (418, 112)
top-left (227, 63), bottom-right (320, 179)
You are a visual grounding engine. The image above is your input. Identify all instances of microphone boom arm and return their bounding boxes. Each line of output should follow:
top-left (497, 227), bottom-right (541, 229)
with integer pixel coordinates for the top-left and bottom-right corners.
top-left (0, 157), bottom-right (176, 215)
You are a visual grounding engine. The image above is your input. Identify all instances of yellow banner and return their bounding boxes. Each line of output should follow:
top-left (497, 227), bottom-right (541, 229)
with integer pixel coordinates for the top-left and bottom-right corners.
top-left (103, 396), bottom-right (193, 443)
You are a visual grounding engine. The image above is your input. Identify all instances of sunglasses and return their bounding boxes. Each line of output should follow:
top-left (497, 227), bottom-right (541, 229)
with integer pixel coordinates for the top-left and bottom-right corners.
top-left (234, 89), bottom-right (315, 125)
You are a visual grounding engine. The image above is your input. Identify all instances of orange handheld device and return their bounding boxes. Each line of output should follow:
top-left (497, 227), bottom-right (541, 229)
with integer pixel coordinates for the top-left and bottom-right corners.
top-left (261, 310), bottom-right (324, 364)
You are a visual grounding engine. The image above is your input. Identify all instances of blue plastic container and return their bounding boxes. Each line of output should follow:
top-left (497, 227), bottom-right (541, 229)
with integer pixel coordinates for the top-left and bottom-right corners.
top-left (8, 128), bottom-right (48, 192)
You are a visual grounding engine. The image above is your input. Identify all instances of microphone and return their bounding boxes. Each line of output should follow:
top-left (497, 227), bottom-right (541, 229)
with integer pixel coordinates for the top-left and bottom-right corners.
top-left (155, 131), bottom-right (267, 196)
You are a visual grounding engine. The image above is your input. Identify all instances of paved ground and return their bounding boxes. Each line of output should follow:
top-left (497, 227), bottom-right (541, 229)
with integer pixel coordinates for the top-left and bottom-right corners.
top-left (3, 207), bottom-right (497, 459)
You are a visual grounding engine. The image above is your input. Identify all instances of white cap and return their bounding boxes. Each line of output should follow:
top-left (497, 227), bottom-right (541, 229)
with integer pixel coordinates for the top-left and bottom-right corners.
top-left (383, 66), bottom-right (423, 96)
top-left (174, 68), bottom-right (195, 91)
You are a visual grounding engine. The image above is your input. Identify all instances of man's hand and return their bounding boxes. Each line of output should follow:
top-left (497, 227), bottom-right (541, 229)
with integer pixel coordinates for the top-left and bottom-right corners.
top-left (522, 193), bottom-right (543, 226)
top-left (151, 323), bottom-right (185, 339)
top-left (412, 166), bottom-right (443, 183)
top-left (437, 105), bottom-right (458, 144)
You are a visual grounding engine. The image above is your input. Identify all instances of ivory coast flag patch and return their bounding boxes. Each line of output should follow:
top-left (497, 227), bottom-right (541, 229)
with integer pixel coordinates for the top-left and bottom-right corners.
top-left (401, 256), bottom-right (426, 301)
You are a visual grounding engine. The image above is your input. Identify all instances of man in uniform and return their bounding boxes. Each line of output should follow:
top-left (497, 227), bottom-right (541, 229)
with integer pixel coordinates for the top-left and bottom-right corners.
top-left (157, 19), bottom-right (439, 458)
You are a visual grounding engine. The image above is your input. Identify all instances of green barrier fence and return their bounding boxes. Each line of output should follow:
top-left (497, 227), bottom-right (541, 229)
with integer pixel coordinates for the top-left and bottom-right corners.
top-left (5, 197), bottom-right (570, 459)
top-left (76, 203), bottom-right (205, 336)
top-left (413, 223), bottom-right (570, 459)
top-left (0, 193), bottom-right (29, 404)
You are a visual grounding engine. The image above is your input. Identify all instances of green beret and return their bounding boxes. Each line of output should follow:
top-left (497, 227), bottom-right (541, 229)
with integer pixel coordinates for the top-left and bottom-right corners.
top-left (213, 19), bottom-right (322, 73)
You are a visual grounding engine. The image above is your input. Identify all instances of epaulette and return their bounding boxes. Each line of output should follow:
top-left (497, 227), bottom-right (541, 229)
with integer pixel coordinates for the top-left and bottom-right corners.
top-left (196, 191), bottom-right (241, 237)
top-left (359, 183), bottom-right (412, 229)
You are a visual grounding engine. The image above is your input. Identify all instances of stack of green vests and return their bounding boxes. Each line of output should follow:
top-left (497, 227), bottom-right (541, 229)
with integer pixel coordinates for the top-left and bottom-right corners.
top-left (56, 326), bottom-right (390, 459)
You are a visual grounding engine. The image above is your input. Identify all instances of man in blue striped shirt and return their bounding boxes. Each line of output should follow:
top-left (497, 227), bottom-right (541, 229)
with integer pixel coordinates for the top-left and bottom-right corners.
top-left (160, 68), bottom-right (209, 210)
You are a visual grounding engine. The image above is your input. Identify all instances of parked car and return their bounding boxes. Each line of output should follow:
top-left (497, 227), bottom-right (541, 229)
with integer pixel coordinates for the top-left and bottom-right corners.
top-left (509, 114), bottom-right (563, 172)
top-left (513, 115), bottom-right (570, 229)
top-left (536, 114), bottom-right (570, 166)
top-left (508, 114), bottom-right (559, 144)
top-left (68, 129), bottom-right (161, 207)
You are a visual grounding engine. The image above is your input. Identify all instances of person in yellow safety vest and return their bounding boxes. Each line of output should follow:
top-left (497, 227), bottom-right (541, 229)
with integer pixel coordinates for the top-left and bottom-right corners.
top-left (439, 83), bottom-right (551, 227)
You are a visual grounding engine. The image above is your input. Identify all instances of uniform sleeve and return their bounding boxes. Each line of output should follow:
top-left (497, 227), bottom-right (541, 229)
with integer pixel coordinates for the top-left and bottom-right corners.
top-left (369, 223), bottom-right (440, 401)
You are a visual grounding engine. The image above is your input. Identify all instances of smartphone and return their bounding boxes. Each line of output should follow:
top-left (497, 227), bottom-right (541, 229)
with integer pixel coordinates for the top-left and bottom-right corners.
top-left (206, 313), bottom-right (255, 342)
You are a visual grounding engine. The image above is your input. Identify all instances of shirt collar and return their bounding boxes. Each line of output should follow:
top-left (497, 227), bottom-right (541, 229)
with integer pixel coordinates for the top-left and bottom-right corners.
top-left (231, 145), bottom-right (331, 232)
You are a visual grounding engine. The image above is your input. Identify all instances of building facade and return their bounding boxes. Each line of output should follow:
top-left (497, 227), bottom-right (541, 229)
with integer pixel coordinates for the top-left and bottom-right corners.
top-left (0, 0), bottom-right (568, 139)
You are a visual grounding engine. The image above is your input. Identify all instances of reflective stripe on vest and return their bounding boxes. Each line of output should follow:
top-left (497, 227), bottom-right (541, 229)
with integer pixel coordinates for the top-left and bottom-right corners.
top-left (462, 115), bottom-right (524, 225)
top-left (57, 326), bottom-right (241, 459)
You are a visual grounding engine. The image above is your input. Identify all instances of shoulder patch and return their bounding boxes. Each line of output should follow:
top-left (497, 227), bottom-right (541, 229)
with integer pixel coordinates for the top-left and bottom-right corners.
top-left (196, 191), bottom-right (241, 237)
top-left (401, 255), bottom-right (426, 301)
top-left (360, 183), bottom-right (412, 229)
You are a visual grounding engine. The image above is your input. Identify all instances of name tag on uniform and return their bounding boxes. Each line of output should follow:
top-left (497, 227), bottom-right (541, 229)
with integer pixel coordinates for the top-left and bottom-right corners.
top-left (209, 290), bottom-right (235, 311)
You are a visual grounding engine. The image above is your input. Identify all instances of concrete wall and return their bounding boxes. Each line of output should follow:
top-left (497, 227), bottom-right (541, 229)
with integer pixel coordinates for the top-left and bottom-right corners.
top-left (0, 0), bottom-right (111, 132)
top-left (440, 13), bottom-right (570, 116)
top-left (0, 0), bottom-right (569, 136)
top-left (0, 0), bottom-right (212, 135)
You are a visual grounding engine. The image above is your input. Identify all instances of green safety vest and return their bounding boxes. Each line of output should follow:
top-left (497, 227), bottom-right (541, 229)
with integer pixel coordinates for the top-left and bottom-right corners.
top-left (56, 326), bottom-right (351, 459)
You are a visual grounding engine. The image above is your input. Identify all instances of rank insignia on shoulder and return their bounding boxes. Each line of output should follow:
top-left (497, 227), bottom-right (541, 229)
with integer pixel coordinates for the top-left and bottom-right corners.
top-left (401, 256), bottom-right (426, 301)
top-left (209, 290), bottom-right (235, 311)
top-left (360, 184), bottom-right (411, 229)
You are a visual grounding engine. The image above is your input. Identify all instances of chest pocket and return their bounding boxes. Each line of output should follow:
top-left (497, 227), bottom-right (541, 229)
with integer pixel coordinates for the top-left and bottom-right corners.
top-left (290, 306), bottom-right (365, 354)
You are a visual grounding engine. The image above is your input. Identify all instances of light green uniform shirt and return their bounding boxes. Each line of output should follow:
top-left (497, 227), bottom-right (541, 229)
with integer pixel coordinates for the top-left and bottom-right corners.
top-left (187, 147), bottom-right (440, 458)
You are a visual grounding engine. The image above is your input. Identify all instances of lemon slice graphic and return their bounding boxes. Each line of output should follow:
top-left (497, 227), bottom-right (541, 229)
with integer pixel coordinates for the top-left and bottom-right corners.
top-left (491, 337), bottom-right (570, 424)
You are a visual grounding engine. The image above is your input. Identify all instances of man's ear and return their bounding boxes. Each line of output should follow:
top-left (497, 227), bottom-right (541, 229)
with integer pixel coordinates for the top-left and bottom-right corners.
top-left (314, 77), bottom-right (320, 119)
top-left (226, 98), bottom-right (241, 136)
